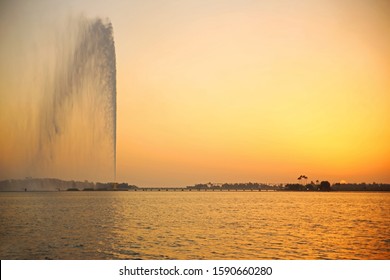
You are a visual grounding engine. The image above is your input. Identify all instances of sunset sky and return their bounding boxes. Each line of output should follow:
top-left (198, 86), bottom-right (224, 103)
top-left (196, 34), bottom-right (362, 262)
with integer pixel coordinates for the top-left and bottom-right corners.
top-left (0, 0), bottom-right (389, 186)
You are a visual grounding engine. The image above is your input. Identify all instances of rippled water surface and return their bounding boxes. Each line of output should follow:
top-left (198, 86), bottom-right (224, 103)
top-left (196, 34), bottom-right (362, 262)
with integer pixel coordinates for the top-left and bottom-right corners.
top-left (0, 191), bottom-right (389, 259)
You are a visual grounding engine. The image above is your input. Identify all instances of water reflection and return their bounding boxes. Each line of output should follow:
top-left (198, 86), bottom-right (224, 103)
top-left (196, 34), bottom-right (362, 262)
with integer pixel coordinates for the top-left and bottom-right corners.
top-left (0, 192), bottom-right (389, 259)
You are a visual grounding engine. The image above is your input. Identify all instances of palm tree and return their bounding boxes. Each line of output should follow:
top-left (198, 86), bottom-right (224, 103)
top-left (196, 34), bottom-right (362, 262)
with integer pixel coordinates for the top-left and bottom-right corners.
top-left (298, 175), bottom-right (308, 185)
top-left (302, 175), bottom-right (308, 185)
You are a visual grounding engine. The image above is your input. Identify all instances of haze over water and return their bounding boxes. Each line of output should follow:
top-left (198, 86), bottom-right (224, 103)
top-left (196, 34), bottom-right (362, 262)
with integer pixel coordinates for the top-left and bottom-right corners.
top-left (0, 191), bottom-right (389, 259)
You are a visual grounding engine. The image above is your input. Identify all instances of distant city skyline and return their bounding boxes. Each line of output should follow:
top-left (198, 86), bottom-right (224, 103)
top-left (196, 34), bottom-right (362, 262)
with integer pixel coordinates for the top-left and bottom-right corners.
top-left (1, 0), bottom-right (389, 187)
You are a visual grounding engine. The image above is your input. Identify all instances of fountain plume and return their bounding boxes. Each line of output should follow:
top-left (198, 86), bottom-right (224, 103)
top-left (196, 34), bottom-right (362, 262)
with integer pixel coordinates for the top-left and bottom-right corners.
top-left (33, 16), bottom-right (117, 182)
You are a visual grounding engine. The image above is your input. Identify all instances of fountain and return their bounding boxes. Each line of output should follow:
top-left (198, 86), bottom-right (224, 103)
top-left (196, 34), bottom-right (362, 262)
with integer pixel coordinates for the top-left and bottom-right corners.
top-left (32, 16), bottom-right (116, 182)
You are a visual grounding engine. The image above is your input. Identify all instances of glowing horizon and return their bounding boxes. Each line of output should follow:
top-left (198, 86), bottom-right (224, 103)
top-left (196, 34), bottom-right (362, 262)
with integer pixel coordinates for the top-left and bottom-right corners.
top-left (0, 0), bottom-right (389, 186)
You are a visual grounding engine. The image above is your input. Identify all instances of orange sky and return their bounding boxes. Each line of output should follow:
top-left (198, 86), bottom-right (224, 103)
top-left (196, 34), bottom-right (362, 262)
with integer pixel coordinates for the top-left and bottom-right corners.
top-left (0, 0), bottom-right (389, 186)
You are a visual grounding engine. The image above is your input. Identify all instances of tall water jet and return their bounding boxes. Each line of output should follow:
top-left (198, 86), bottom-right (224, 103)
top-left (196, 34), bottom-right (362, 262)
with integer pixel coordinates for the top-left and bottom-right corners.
top-left (32, 16), bottom-right (117, 182)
